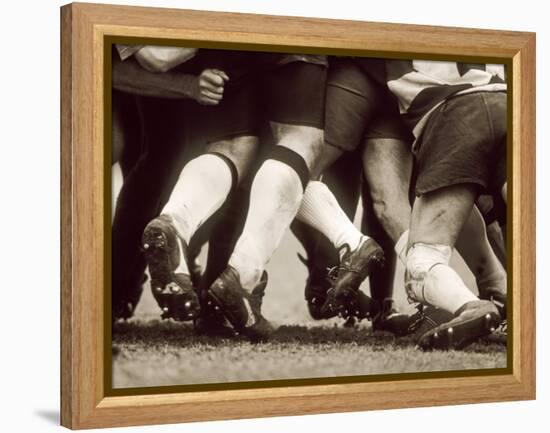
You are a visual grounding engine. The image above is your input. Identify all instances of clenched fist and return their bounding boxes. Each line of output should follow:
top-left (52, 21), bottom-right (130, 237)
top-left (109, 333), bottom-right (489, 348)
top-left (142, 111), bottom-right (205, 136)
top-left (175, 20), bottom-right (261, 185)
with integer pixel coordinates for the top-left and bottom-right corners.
top-left (192, 69), bottom-right (229, 106)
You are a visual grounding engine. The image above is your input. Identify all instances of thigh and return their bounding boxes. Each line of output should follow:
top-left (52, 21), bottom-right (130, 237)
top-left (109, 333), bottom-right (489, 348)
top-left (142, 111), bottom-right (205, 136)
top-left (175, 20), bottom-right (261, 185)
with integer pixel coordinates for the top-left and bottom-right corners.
top-left (269, 122), bottom-right (328, 176)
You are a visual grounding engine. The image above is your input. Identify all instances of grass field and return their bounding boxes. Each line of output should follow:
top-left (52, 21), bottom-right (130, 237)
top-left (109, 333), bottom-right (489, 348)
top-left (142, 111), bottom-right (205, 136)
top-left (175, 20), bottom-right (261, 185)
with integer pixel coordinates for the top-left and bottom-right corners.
top-left (111, 221), bottom-right (507, 389)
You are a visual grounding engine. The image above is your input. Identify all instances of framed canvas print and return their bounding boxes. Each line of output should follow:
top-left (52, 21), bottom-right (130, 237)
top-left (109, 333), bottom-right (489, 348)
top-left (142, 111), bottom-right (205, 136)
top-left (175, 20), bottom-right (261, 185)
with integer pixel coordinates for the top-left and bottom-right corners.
top-left (60, 2), bottom-right (536, 429)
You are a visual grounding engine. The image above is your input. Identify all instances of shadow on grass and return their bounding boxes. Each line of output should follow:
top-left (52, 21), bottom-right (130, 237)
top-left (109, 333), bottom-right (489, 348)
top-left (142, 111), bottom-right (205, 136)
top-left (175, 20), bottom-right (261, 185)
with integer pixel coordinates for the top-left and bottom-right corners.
top-left (112, 320), bottom-right (506, 352)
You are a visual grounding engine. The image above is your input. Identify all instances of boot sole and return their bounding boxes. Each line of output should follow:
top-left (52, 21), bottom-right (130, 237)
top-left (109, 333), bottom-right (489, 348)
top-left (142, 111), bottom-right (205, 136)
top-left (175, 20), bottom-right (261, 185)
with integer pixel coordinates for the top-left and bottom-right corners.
top-left (142, 223), bottom-right (198, 320)
top-left (417, 308), bottom-right (501, 351)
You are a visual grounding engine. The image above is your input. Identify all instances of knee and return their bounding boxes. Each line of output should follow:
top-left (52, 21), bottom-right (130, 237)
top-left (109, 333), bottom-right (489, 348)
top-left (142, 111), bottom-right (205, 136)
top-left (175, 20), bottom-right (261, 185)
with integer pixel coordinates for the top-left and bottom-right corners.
top-left (371, 196), bottom-right (391, 227)
top-left (271, 123), bottom-right (325, 171)
top-left (205, 136), bottom-right (259, 183)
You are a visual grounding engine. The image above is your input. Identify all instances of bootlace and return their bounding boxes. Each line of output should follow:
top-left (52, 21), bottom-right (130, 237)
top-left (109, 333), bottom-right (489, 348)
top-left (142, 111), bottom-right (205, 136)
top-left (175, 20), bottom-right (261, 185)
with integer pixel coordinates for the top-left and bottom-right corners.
top-left (335, 243), bottom-right (361, 276)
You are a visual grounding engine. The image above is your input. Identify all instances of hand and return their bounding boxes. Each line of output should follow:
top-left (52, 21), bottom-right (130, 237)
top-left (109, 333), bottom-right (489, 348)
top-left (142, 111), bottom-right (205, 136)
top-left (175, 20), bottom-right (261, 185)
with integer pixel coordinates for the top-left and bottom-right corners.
top-left (193, 69), bottom-right (229, 106)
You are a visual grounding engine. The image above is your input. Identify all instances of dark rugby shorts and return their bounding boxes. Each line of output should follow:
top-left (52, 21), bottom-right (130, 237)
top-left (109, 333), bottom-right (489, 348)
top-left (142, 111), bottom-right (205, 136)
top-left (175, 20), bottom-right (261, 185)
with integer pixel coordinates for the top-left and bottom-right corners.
top-left (187, 50), bottom-right (327, 143)
top-left (324, 57), bottom-right (412, 152)
top-left (413, 91), bottom-right (507, 197)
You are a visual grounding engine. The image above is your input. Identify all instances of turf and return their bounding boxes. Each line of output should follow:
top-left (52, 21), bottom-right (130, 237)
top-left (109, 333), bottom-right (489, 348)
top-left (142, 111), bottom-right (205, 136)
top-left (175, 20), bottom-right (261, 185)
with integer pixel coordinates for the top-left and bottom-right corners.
top-left (112, 318), bottom-right (506, 388)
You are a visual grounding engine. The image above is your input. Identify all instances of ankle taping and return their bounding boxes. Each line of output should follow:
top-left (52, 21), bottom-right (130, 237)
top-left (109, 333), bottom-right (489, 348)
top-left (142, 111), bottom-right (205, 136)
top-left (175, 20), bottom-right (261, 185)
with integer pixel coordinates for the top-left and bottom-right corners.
top-left (405, 242), bottom-right (452, 303)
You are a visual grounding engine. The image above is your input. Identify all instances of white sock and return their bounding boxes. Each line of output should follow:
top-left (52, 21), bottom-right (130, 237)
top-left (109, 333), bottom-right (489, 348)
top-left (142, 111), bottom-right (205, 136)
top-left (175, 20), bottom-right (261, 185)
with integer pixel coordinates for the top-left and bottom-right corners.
top-left (162, 154), bottom-right (233, 273)
top-left (405, 243), bottom-right (477, 314)
top-left (297, 181), bottom-right (365, 256)
top-left (229, 159), bottom-right (304, 292)
top-left (394, 230), bottom-right (409, 266)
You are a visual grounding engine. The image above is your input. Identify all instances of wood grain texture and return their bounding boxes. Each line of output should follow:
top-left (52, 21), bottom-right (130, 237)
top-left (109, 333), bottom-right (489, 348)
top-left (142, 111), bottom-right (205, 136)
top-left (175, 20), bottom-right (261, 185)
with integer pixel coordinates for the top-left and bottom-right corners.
top-left (60, 2), bottom-right (536, 429)
top-left (60, 4), bottom-right (74, 429)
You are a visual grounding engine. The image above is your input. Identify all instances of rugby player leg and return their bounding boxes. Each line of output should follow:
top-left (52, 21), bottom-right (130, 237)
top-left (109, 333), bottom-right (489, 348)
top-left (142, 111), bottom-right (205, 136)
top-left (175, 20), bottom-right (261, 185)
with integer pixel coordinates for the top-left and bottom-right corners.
top-left (111, 90), bottom-right (146, 320)
top-left (291, 151), bottom-right (362, 320)
top-left (113, 90), bottom-right (144, 177)
top-left (295, 58), bottom-right (410, 323)
top-left (455, 206), bottom-right (507, 318)
top-left (473, 195), bottom-right (507, 267)
top-left (362, 137), bottom-right (415, 334)
top-left (453, 123), bottom-right (508, 321)
top-left (405, 92), bottom-right (506, 350)
top-left (142, 75), bottom-right (260, 321)
top-left (112, 96), bottom-right (190, 320)
top-left (362, 134), bottom-right (506, 335)
top-left (297, 175), bottom-right (384, 320)
top-left (294, 59), bottom-right (389, 320)
top-left (205, 60), bottom-right (330, 340)
top-left (362, 136), bottom-right (501, 336)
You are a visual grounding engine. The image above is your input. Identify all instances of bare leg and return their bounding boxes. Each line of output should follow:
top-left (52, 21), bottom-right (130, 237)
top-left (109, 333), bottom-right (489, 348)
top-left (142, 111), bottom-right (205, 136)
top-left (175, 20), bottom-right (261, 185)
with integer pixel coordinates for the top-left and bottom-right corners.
top-left (407, 185), bottom-right (503, 350)
top-left (362, 138), bottom-right (412, 243)
top-left (409, 185), bottom-right (477, 248)
top-left (361, 139), bottom-right (412, 326)
top-left (407, 184), bottom-right (479, 313)
top-left (455, 206), bottom-right (506, 297)
top-left (487, 221), bottom-right (506, 267)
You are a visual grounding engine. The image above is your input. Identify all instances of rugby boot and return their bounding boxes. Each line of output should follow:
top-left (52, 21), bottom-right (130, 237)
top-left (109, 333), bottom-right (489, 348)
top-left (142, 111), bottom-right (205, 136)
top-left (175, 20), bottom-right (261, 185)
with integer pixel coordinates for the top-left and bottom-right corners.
top-left (372, 298), bottom-right (415, 336)
top-left (193, 308), bottom-right (235, 338)
top-left (321, 238), bottom-right (385, 318)
top-left (479, 286), bottom-right (507, 320)
top-left (142, 215), bottom-right (200, 321)
top-left (408, 304), bottom-right (454, 338)
top-left (417, 300), bottom-right (502, 351)
top-left (206, 267), bottom-right (273, 342)
top-left (298, 254), bottom-right (336, 320)
top-left (193, 273), bottom-right (252, 338)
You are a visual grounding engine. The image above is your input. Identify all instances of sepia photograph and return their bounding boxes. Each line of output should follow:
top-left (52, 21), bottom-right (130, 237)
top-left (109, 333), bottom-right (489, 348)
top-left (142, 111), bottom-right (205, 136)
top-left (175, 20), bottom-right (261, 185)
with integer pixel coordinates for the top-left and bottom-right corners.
top-left (110, 43), bottom-right (509, 389)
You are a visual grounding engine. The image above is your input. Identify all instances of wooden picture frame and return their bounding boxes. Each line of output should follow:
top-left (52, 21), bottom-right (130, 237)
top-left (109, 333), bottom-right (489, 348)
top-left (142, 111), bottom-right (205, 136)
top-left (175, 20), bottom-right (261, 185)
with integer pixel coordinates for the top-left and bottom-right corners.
top-left (61, 2), bottom-right (536, 429)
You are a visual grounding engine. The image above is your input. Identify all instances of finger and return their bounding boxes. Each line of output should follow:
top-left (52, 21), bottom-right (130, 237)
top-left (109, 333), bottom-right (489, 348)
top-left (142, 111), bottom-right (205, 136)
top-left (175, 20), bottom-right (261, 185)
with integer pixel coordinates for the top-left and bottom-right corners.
top-left (199, 98), bottom-right (219, 106)
top-left (211, 69), bottom-right (230, 81)
top-left (201, 90), bottom-right (223, 101)
top-left (202, 71), bottom-right (225, 87)
top-left (200, 80), bottom-right (224, 95)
